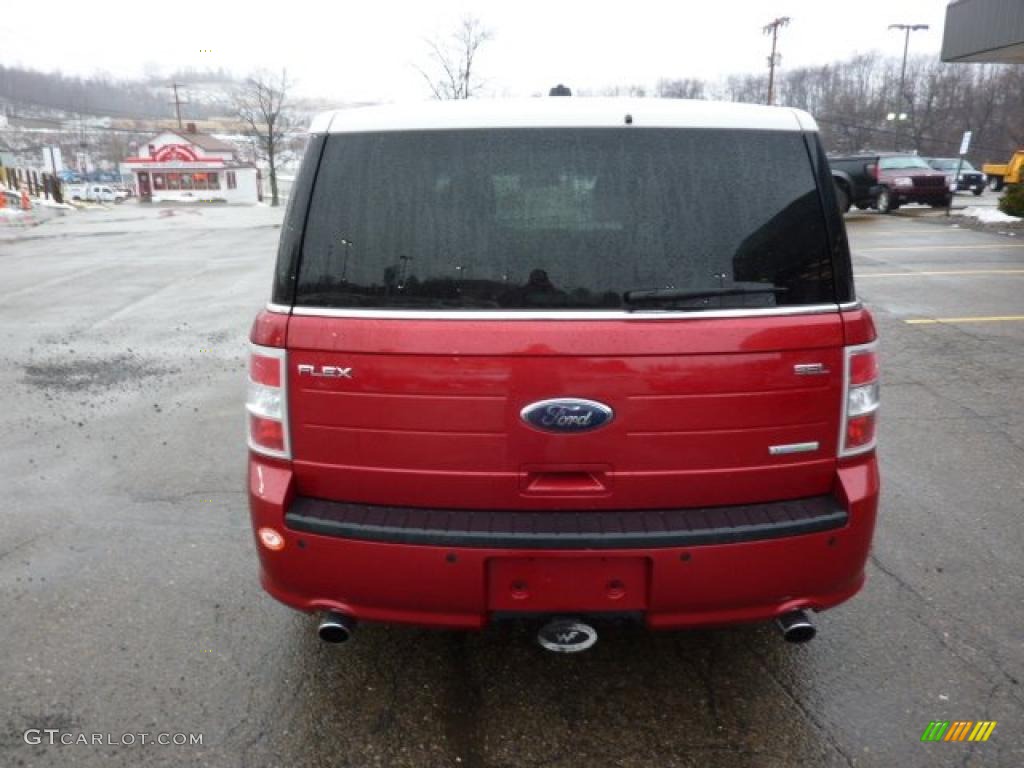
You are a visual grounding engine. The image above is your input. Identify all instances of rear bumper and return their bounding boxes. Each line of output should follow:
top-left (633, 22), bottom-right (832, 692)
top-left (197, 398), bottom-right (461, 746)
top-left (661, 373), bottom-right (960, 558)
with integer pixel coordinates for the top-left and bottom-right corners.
top-left (285, 494), bottom-right (849, 549)
top-left (248, 455), bottom-right (879, 630)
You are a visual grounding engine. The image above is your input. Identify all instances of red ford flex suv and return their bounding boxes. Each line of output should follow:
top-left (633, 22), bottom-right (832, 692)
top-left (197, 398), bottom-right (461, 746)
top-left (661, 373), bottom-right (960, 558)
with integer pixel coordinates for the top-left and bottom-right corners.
top-left (247, 97), bottom-right (879, 652)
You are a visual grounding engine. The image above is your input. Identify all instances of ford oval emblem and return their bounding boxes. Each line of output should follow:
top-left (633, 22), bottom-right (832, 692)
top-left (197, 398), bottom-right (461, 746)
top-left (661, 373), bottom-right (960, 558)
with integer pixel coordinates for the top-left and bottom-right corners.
top-left (520, 398), bottom-right (614, 433)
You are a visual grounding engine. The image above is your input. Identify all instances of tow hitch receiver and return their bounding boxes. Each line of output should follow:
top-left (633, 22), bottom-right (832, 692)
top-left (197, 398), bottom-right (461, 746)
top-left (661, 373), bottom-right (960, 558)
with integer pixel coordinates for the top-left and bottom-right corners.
top-left (537, 618), bottom-right (599, 653)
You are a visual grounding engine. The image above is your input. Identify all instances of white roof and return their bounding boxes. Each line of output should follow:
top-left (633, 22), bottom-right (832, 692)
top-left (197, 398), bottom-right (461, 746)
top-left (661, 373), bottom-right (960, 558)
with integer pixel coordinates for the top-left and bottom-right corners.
top-left (309, 98), bottom-right (818, 134)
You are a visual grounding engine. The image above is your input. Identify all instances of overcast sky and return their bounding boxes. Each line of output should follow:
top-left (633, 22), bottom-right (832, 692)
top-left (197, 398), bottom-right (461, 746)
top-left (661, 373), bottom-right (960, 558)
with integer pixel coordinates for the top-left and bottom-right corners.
top-left (3, 0), bottom-right (952, 103)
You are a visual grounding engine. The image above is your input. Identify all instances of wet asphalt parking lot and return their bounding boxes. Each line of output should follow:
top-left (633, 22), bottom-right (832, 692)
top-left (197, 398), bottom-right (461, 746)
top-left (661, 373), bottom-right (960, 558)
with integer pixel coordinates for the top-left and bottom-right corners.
top-left (1, 200), bottom-right (1021, 768)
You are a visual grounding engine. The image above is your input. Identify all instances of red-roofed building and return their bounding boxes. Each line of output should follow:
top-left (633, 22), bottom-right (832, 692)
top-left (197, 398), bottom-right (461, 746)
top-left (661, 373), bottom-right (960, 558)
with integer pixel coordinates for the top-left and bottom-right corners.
top-left (120, 123), bottom-right (262, 203)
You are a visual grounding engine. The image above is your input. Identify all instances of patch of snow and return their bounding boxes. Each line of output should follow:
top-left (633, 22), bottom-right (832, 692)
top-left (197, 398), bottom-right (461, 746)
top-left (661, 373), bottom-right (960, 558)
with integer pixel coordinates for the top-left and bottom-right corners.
top-left (960, 206), bottom-right (1022, 224)
top-left (151, 196), bottom-right (229, 204)
top-left (36, 199), bottom-right (76, 210)
top-left (0, 208), bottom-right (38, 228)
top-left (152, 196), bottom-right (200, 204)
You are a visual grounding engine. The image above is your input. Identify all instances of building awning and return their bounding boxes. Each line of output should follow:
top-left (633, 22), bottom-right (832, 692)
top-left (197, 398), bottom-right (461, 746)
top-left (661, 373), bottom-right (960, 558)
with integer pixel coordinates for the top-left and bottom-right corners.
top-left (942, 0), bottom-right (1024, 62)
top-left (123, 160), bottom-right (226, 170)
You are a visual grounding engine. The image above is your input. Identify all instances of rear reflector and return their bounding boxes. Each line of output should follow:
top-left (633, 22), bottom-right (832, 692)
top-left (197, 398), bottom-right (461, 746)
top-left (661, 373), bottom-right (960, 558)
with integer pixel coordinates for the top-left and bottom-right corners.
top-left (249, 414), bottom-right (285, 452)
top-left (247, 344), bottom-right (290, 459)
top-left (257, 527), bottom-right (286, 551)
top-left (846, 413), bottom-right (877, 449)
top-left (841, 343), bottom-right (879, 457)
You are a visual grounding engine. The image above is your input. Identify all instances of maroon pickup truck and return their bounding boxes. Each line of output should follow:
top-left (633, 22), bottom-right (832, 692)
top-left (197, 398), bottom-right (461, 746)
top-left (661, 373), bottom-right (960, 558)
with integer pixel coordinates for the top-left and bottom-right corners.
top-left (875, 154), bottom-right (953, 211)
top-left (830, 152), bottom-right (952, 214)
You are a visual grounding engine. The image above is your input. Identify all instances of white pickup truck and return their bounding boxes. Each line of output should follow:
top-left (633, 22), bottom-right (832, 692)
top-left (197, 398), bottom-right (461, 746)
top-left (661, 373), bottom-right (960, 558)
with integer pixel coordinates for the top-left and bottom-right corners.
top-left (66, 184), bottom-right (127, 203)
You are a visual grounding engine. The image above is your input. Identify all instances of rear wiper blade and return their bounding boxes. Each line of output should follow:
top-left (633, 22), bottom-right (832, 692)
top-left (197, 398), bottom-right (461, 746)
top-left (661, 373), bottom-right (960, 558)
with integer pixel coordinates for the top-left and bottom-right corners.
top-left (623, 286), bottom-right (788, 306)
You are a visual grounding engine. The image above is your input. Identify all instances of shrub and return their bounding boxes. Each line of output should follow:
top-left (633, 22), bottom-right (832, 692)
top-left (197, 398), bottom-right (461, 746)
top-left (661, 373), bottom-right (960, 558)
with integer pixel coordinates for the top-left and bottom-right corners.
top-left (998, 183), bottom-right (1024, 218)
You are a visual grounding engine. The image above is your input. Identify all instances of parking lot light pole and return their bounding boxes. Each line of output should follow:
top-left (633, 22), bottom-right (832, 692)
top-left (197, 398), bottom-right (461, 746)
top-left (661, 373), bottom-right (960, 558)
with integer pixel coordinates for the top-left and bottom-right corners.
top-left (888, 24), bottom-right (929, 121)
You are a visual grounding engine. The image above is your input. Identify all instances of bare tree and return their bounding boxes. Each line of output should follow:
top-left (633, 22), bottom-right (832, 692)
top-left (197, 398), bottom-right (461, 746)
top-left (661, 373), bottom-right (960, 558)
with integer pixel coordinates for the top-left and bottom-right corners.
top-left (721, 73), bottom-right (768, 104)
top-left (641, 53), bottom-right (1023, 160)
top-left (418, 16), bottom-right (494, 100)
top-left (597, 84), bottom-right (648, 98)
top-left (236, 69), bottom-right (293, 206)
top-left (656, 78), bottom-right (706, 100)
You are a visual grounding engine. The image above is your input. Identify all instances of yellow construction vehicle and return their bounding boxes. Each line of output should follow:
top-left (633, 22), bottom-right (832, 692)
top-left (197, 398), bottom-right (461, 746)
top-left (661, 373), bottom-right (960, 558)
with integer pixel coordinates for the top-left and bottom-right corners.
top-left (982, 150), bottom-right (1023, 191)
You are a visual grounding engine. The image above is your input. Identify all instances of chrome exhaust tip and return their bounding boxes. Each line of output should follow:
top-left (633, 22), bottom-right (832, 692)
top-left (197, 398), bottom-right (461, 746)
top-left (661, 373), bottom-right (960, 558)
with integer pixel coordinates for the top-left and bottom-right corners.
top-left (776, 609), bottom-right (816, 643)
top-left (537, 617), bottom-right (598, 653)
top-left (318, 611), bottom-right (356, 643)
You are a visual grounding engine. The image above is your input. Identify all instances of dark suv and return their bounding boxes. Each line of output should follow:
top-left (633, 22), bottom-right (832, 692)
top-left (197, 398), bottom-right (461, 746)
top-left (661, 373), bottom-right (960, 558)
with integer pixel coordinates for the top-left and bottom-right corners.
top-left (926, 157), bottom-right (985, 195)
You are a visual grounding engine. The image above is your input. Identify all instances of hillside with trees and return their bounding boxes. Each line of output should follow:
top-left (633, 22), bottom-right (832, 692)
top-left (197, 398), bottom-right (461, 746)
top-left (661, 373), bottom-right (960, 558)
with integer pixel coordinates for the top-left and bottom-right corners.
top-left (2, 51), bottom-right (1022, 174)
top-left (653, 53), bottom-right (1023, 163)
top-left (0, 64), bottom-right (232, 120)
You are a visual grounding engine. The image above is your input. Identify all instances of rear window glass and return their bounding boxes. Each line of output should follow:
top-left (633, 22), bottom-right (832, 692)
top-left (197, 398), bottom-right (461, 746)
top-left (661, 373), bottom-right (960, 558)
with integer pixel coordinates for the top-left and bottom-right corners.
top-left (296, 128), bottom-right (835, 311)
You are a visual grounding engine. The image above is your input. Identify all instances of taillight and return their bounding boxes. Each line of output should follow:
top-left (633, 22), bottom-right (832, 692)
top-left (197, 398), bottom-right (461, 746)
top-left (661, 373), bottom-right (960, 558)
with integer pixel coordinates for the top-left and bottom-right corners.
top-left (247, 344), bottom-right (290, 458)
top-left (840, 342), bottom-right (879, 457)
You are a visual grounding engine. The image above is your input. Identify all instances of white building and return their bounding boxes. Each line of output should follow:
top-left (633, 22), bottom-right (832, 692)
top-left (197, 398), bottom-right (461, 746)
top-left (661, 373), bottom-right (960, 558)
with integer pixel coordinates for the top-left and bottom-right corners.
top-left (120, 125), bottom-right (261, 204)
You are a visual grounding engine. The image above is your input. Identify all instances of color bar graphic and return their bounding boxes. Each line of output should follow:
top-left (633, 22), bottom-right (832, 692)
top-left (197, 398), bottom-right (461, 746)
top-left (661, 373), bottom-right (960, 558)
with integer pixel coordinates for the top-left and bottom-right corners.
top-left (921, 720), bottom-right (996, 743)
top-left (921, 721), bottom-right (949, 742)
top-left (968, 722), bottom-right (997, 742)
top-left (944, 721), bottom-right (972, 741)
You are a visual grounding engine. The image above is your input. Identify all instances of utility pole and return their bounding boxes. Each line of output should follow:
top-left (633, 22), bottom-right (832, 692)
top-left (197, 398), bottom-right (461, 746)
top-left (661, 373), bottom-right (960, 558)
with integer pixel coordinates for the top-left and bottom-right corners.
top-left (77, 111), bottom-right (88, 178)
top-left (887, 24), bottom-right (929, 150)
top-left (169, 83), bottom-right (189, 130)
top-left (762, 17), bottom-right (791, 106)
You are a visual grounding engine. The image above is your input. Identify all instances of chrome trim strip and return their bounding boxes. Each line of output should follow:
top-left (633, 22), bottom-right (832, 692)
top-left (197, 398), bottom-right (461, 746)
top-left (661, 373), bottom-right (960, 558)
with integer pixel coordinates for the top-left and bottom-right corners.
top-left (287, 303), bottom-right (843, 321)
top-left (839, 300), bottom-right (862, 311)
top-left (769, 441), bottom-right (820, 456)
top-left (794, 363), bottom-right (829, 376)
top-left (265, 302), bottom-right (292, 315)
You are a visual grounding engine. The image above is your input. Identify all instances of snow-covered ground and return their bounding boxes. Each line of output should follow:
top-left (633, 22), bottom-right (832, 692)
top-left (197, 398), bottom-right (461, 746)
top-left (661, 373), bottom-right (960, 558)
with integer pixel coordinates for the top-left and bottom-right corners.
top-left (0, 198), bottom-right (77, 229)
top-left (959, 206), bottom-right (1022, 225)
top-left (36, 198), bottom-right (76, 210)
top-left (0, 199), bottom-right (285, 242)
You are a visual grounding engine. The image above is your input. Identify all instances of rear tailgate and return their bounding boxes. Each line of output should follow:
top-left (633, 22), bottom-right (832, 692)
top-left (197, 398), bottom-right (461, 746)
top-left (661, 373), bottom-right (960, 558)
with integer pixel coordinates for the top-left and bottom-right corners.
top-left (287, 312), bottom-right (843, 510)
